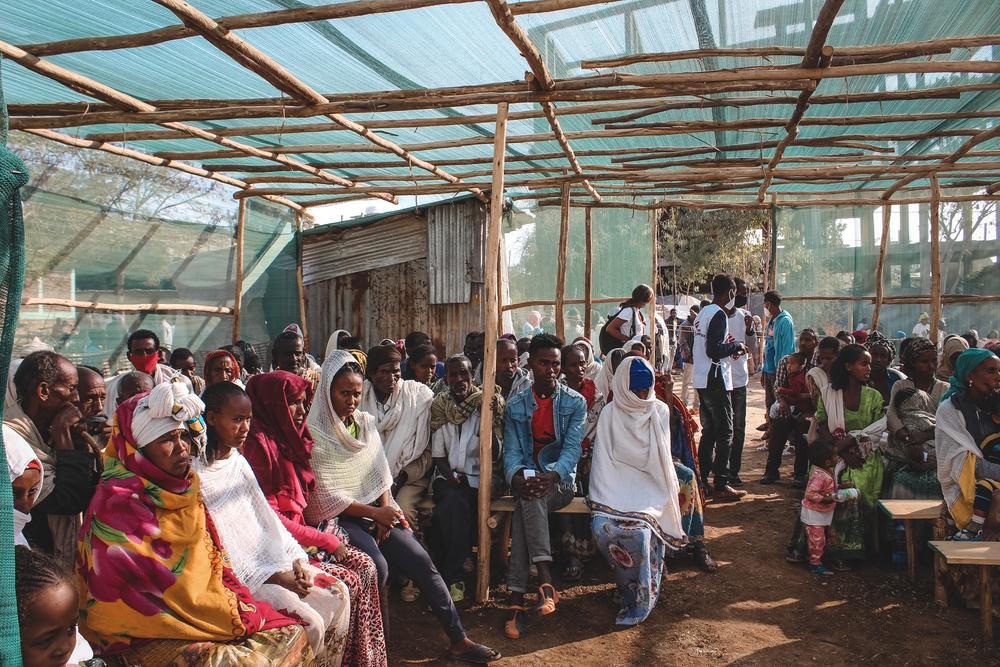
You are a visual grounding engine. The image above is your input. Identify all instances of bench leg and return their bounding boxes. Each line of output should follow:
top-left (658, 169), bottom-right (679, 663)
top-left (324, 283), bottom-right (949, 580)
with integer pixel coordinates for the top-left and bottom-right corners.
top-left (904, 520), bottom-right (917, 583)
top-left (982, 565), bottom-right (993, 642)
top-left (501, 513), bottom-right (512, 568)
top-left (933, 518), bottom-right (949, 607)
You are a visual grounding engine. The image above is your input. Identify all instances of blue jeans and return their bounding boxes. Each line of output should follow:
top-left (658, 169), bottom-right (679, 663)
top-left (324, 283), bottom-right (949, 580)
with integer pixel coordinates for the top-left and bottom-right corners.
top-left (697, 372), bottom-right (734, 489)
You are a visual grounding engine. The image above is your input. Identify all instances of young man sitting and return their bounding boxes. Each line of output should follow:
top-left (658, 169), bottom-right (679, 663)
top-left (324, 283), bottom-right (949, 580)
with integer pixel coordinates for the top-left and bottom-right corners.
top-left (502, 334), bottom-right (585, 639)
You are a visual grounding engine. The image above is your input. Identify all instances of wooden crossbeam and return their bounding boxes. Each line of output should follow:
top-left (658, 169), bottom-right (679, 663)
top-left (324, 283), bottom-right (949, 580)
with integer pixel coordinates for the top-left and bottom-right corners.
top-left (0, 39), bottom-right (396, 204)
top-left (153, 0), bottom-right (486, 202)
top-left (758, 0), bottom-right (843, 201)
top-left (485, 0), bottom-right (600, 201)
top-left (882, 125), bottom-right (1000, 199)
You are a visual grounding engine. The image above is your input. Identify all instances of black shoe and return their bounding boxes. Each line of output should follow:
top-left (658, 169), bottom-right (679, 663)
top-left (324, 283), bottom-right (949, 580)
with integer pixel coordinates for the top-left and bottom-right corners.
top-left (729, 476), bottom-right (745, 487)
top-left (758, 475), bottom-right (779, 485)
top-left (791, 476), bottom-right (807, 489)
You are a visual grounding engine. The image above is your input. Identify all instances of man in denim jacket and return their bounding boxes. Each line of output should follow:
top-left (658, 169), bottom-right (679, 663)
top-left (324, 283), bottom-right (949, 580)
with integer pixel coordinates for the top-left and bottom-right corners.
top-left (501, 334), bottom-right (585, 639)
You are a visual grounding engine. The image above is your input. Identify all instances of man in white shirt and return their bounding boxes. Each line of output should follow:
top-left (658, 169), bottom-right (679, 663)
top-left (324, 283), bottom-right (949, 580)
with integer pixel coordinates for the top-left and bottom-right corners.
top-left (726, 278), bottom-right (755, 486)
top-left (912, 312), bottom-right (931, 338)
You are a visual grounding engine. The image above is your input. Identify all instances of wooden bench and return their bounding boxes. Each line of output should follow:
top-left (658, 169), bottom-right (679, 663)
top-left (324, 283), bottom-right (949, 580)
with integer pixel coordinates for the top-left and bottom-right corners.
top-left (929, 541), bottom-right (1000, 641)
top-left (877, 499), bottom-right (944, 582)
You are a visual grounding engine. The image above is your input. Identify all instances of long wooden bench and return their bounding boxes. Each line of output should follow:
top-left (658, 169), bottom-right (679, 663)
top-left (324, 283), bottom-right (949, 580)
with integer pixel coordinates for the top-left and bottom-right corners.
top-left (929, 541), bottom-right (1000, 641)
top-left (877, 499), bottom-right (944, 582)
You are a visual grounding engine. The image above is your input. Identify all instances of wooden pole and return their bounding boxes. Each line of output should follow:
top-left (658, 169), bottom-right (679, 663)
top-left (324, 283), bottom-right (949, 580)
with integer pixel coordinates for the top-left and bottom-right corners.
top-left (871, 201), bottom-right (891, 330)
top-left (929, 176), bottom-right (942, 344)
top-left (21, 297), bottom-right (234, 315)
top-left (555, 184), bottom-right (571, 341)
top-left (476, 102), bottom-right (508, 604)
top-left (295, 211), bottom-right (309, 351)
top-left (584, 207), bottom-right (593, 339)
top-left (649, 209), bottom-right (658, 366)
top-left (232, 198), bottom-right (247, 344)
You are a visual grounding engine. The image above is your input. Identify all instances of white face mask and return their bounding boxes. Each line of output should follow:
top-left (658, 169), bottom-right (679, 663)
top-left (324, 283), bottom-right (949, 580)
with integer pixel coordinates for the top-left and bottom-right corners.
top-left (12, 509), bottom-right (31, 546)
top-left (725, 297), bottom-right (736, 310)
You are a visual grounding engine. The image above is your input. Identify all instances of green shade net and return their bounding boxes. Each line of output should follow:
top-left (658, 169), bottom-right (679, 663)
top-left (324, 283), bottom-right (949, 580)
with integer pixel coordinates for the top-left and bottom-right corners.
top-left (8, 132), bottom-right (302, 371)
top-left (0, 54), bottom-right (28, 666)
top-left (774, 199), bottom-right (1000, 339)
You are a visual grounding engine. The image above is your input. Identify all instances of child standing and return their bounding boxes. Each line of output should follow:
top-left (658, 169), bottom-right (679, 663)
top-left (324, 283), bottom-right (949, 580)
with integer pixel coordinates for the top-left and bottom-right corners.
top-left (801, 441), bottom-right (852, 575)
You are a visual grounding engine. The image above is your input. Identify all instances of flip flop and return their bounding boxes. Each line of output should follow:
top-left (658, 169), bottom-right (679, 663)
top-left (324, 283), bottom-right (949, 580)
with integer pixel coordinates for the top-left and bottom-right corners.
top-left (451, 642), bottom-right (502, 664)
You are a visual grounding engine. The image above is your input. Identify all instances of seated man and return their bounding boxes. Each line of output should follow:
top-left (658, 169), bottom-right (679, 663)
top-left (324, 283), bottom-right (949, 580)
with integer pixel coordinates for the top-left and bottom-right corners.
top-left (492, 338), bottom-right (532, 400)
top-left (429, 355), bottom-right (505, 602)
top-left (502, 334), bottom-right (584, 639)
top-left (6, 351), bottom-right (98, 569)
top-left (272, 328), bottom-right (321, 390)
top-left (104, 329), bottom-right (186, 418)
top-left (169, 347), bottom-right (205, 394)
top-left (76, 365), bottom-right (112, 448)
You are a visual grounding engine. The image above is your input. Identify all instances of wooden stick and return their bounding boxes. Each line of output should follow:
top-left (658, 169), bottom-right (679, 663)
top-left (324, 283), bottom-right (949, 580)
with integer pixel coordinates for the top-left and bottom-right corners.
top-left (781, 294), bottom-right (1000, 304)
top-left (581, 34), bottom-right (1000, 69)
top-left (295, 211), bottom-right (309, 351)
top-left (232, 199), bottom-right (247, 344)
top-left (649, 209), bottom-right (658, 364)
top-left (0, 39), bottom-right (395, 204)
top-left (871, 201), bottom-right (891, 331)
top-left (982, 565), bottom-right (994, 641)
top-left (883, 124), bottom-right (1000, 198)
top-left (929, 176), bottom-right (942, 344)
top-left (476, 102), bottom-right (508, 604)
top-left (555, 184), bottom-right (571, 340)
top-left (584, 207), bottom-right (593, 338)
top-left (21, 297), bottom-right (233, 315)
top-left (152, 0), bottom-right (484, 202)
top-left (502, 296), bottom-right (629, 312)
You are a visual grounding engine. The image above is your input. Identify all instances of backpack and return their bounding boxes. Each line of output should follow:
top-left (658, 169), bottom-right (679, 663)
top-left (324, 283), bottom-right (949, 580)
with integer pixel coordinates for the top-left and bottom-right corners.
top-left (598, 306), bottom-right (639, 355)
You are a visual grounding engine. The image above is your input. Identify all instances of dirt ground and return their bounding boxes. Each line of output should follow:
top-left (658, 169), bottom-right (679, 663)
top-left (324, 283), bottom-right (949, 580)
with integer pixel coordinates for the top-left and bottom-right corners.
top-left (388, 385), bottom-right (997, 666)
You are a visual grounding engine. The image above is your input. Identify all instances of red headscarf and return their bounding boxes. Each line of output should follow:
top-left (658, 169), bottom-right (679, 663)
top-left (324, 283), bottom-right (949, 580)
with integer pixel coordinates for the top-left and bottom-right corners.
top-left (203, 349), bottom-right (241, 382)
top-left (243, 371), bottom-right (315, 517)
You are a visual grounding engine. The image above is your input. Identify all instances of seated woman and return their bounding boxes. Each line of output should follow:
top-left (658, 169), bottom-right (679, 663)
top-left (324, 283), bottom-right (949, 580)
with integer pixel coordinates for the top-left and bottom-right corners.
top-left (937, 348), bottom-right (1000, 540)
top-left (588, 357), bottom-right (687, 626)
top-left (936, 334), bottom-right (970, 382)
top-left (865, 331), bottom-right (905, 404)
top-left (196, 382), bottom-right (351, 664)
top-left (77, 382), bottom-right (310, 666)
top-left (203, 349), bottom-right (243, 390)
top-left (242, 371), bottom-right (386, 667)
top-left (304, 351), bottom-right (500, 664)
top-left (788, 344), bottom-right (885, 568)
top-left (884, 337), bottom-right (948, 500)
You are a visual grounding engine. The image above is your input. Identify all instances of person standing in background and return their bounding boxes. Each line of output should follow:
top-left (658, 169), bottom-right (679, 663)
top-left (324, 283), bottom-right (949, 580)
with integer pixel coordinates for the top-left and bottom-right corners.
top-left (726, 278), bottom-right (754, 486)
top-left (761, 291), bottom-right (795, 432)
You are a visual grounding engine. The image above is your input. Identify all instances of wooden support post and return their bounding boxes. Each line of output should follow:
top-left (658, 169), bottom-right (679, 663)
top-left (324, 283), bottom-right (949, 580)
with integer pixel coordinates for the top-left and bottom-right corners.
top-left (476, 102), bottom-right (508, 604)
top-left (929, 176), bottom-right (942, 343)
top-left (904, 520), bottom-right (917, 583)
top-left (649, 209), bottom-right (658, 365)
top-left (295, 211), bottom-right (309, 351)
top-left (232, 198), bottom-right (247, 344)
top-left (555, 184), bottom-right (570, 341)
top-left (872, 201), bottom-right (891, 331)
top-left (933, 517), bottom-right (949, 607)
top-left (982, 565), bottom-right (993, 641)
top-left (583, 207), bottom-right (593, 339)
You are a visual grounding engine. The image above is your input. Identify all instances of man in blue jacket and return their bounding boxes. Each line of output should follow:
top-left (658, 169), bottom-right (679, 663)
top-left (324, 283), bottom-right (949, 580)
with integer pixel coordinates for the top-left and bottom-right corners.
top-left (502, 333), bottom-right (584, 639)
top-left (761, 290), bottom-right (795, 424)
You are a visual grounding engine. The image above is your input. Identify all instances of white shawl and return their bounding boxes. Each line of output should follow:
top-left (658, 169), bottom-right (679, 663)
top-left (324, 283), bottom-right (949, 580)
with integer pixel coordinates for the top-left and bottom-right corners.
top-left (594, 348), bottom-right (622, 399)
top-left (325, 329), bottom-right (351, 360)
top-left (305, 350), bottom-right (394, 523)
top-left (588, 357), bottom-right (685, 543)
top-left (360, 378), bottom-right (433, 477)
top-left (936, 398), bottom-right (981, 523)
top-left (4, 424), bottom-right (41, 547)
top-left (195, 452), bottom-right (307, 592)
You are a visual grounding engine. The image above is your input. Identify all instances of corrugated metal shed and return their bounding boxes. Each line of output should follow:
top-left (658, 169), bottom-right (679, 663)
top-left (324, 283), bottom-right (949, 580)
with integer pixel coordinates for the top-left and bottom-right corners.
top-left (302, 213), bottom-right (426, 285)
top-left (427, 198), bottom-right (487, 305)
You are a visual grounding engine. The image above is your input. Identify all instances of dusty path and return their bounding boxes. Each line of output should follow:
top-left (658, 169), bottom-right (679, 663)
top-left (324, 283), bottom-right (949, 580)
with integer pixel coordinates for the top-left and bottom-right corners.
top-left (388, 385), bottom-right (996, 666)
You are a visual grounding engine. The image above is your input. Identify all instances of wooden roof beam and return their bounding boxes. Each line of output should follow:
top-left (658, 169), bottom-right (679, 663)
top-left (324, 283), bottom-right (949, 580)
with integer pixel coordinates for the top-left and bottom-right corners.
top-left (485, 0), bottom-right (600, 201)
top-left (153, 0), bottom-right (486, 202)
top-left (882, 124), bottom-right (1000, 199)
top-left (0, 39), bottom-right (396, 204)
top-left (758, 0), bottom-right (843, 202)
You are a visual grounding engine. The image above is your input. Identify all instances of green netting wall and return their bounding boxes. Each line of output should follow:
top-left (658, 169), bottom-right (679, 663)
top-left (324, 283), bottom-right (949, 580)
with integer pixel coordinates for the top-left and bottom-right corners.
top-left (503, 203), bottom-right (653, 342)
top-left (775, 200), bottom-right (1000, 340)
top-left (9, 133), bottom-right (301, 372)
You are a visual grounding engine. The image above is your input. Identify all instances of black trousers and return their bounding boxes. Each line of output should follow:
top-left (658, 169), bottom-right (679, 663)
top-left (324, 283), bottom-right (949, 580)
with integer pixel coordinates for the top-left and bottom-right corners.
top-left (429, 481), bottom-right (478, 586)
top-left (764, 415), bottom-right (810, 479)
top-left (697, 371), bottom-right (734, 489)
top-left (729, 386), bottom-right (748, 478)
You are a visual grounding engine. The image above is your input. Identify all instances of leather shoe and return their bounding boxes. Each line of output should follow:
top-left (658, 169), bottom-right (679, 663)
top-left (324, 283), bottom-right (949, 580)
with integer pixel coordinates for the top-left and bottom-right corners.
top-left (791, 476), bottom-right (807, 489)
top-left (693, 542), bottom-right (718, 573)
top-left (729, 476), bottom-right (745, 487)
top-left (758, 475), bottom-right (779, 485)
top-left (712, 485), bottom-right (748, 501)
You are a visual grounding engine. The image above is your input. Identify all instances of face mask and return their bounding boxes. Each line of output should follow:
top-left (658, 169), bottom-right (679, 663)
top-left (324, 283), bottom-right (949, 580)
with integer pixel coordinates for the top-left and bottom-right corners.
top-left (12, 509), bottom-right (31, 544)
top-left (734, 295), bottom-right (748, 308)
top-left (725, 297), bottom-right (736, 310)
top-left (130, 350), bottom-right (159, 375)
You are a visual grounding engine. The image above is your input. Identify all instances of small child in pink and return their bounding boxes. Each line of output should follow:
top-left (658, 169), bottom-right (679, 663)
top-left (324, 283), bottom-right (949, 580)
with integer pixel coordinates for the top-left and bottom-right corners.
top-left (800, 441), bottom-right (854, 575)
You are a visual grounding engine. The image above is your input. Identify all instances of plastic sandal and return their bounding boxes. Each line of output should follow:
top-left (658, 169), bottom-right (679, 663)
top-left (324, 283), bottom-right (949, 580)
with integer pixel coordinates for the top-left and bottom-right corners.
top-left (951, 528), bottom-right (983, 542)
top-left (537, 583), bottom-right (558, 615)
top-left (503, 606), bottom-right (527, 639)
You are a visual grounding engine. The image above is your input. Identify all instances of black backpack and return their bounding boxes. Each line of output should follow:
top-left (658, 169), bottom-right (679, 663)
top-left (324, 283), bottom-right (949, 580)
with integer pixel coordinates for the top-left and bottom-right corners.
top-left (598, 306), bottom-right (639, 355)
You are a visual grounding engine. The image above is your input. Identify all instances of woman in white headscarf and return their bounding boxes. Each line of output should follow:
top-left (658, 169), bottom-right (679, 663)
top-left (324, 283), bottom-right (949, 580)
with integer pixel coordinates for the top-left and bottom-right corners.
top-left (5, 424), bottom-right (42, 548)
top-left (306, 350), bottom-right (500, 664)
top-left (588, 356), bottom-right (687, 626)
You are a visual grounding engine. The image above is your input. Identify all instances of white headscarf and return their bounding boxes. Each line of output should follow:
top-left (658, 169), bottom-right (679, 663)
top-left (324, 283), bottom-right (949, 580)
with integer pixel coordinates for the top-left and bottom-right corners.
top-left (325, 329), bottom-right (351, 360)
top-left (589, 357), bottom-right (685, 543)
top-left (4, 424), bottom-right (42, 547)
top-left (4, 338), bottom-right (55, 412)
top-left (360, 378), bottom-right (433, 477)
top-left (574, 338), bottom-right (602, 381)
top-left (305, 350), bottom-right (394, 522)
top-left (131, 381), bottom-right (204, 448)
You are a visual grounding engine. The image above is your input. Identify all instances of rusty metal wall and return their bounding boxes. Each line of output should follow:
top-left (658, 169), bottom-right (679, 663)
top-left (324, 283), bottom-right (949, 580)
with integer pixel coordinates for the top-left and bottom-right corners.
top-left (427, 198), bottom-right (487, 305)
top-left (305, 258), bottom-right (484, 359)
top-left (302, 213), bottom-right (426, 285)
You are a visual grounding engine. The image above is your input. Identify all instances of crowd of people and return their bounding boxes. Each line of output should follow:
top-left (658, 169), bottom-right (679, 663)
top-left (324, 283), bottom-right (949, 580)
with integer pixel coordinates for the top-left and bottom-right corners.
top-left (5, 276), bottom-right (1000, 666)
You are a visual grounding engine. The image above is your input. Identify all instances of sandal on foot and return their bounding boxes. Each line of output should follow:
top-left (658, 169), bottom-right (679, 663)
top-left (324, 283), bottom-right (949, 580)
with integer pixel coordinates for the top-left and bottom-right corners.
top-left (503, 607), bottom-right (527, 639)
top-left (451, 643), bottom-right (502, 664)
top-left (537, 583), bottom-right (558, 615)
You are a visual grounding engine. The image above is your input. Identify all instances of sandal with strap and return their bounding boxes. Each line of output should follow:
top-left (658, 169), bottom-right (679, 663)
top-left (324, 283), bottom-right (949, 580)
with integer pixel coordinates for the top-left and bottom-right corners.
top-left (451, 642), bottom-right (502, 664)
top-left (537, 583), bottom-right (558, 615)
top-left (503, 606), bottom-right (527, 639)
